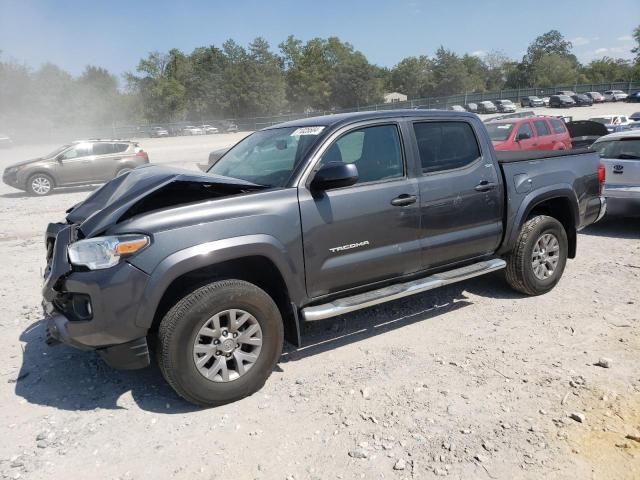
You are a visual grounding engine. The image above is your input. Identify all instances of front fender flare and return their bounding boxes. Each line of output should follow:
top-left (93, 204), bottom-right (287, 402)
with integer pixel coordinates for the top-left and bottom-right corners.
top-left (134, 234), bottom-right (305, 329)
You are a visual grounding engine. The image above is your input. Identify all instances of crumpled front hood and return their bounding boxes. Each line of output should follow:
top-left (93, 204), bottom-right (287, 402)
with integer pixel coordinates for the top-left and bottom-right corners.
top-left (66, 164), bottom-right (265, 238)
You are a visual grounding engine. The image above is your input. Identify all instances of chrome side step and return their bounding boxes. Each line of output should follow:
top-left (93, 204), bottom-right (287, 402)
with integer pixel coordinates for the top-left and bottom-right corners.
top-left (302, 258), bottom-right (506, 322)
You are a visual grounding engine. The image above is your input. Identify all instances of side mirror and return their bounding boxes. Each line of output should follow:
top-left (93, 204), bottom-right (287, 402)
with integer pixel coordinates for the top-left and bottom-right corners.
top-left (56, 154), bottom-right (64, 162)
top-left (517, 132), bottom-right (531, 141)
top-left (310, 162), bottom-right (358, 191)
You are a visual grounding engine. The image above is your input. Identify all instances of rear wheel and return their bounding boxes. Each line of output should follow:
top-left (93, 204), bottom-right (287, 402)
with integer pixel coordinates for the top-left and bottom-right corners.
top-left (505, 215), bottom-right (568, 296)
top-left (27, 173), bottom-right (54, 196)
top-left (157, 279), bottom-right (283, 407)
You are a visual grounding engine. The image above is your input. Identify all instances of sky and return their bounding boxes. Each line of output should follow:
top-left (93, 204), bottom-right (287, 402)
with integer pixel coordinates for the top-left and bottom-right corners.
top-left (1, 0), bottom-right (638, 78)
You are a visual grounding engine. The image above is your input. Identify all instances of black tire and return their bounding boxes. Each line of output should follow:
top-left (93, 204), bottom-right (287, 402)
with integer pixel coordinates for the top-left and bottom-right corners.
top-left (157, 279), bottom-right (283, 407)
top-left (505, 215), bottom-right (568, 296)
top-left (26, 173), bottom-right (54, 196)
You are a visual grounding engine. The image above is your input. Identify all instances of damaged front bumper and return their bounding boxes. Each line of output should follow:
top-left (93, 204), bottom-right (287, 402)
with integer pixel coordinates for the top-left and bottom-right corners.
top-left (42, 222), bottom-right (152, 370)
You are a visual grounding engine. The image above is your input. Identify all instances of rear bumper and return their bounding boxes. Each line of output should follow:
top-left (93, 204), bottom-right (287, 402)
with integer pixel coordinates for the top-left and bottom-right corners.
top-left (604, 195), bottom-right (640, 218)
top-left (42, 222), bottom-right (151, 369)
top-left (605, 186), bottom-right (640, 200)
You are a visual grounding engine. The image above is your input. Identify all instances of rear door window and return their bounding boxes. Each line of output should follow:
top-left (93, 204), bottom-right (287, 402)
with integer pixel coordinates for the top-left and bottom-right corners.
top-left (113, 143), bottom-right (129, 153)
top-left (550, 119), bottom-right (566, 134)
top-left (92, 143), bottom-right (114, 155)
top-left (533, 120), bottom-right (551, 136)
top-left (413, 121), bottom-right (481, 174)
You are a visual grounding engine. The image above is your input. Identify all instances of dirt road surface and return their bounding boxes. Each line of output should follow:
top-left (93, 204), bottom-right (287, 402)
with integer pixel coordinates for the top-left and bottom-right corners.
top-left (0, 126), bottom-right (639, 480)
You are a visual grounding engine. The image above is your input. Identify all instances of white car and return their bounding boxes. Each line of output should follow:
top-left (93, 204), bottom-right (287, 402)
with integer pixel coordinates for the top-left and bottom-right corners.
top-left (182, 125), bottom-right (205, 136)
top-left (200, 125), bottom-right (219, 134)
top-left (592, 130), bottom-right (640, 217)
top-left (589, 115), bottom-right (633, 133)
top-left (603, 90), bottom-right (628, 102)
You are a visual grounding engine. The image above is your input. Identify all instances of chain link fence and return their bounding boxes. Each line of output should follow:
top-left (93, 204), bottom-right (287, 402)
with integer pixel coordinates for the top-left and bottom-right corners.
top-left (15, 80), bottom-right (639, 144)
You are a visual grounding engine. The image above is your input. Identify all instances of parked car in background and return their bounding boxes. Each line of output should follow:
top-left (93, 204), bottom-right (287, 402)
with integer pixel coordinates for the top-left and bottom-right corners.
top-left (603, 90), bottom-right (628, 102)
top-left (556, 90), bottom-right (576, 96)
top-left (626, 91), bottom-right (640, 103)
top-left (448, 105), bottom-right (466, 112)
top-left (182, 125), bottom-right (205, 135)
top-left (226, 123), bottom-right (239, 133)
top-left (585, 91), bottom-right (605, 103)
top-left (542, 96), bottom-right (550, 106)
top-left (0, 133), bottom-right (12, 148)
top-left (201, 124), bottom-right (220, 134)
top-left (549, 95), bottom-right (575, 108)
top-left (495, 99), bottom-right (516, 113)
top-left (149, 126), bottom-right (169, 138)
top-left (520, 96), bottom-right (544, 107)
top-left (485, 116), bottom-right (572, 151)
top-left (477, 101), bottom-right (497, 114)
top-left (2, 140), bottom-right (149, 196)
top-left (592, 130), bottom-right (640, 217)
top-left (565, 120), bottom-right (609, 149)
top-left (199, 146), bottom-right (232, 171)
top-left (465, 103), bottom-right (478, 113)
top-left (571, 94), bottom-right (593, 107)
top-left (589, 115), bottom-right (633, 133)
top-left (630, 112), bottom-right (640, 121)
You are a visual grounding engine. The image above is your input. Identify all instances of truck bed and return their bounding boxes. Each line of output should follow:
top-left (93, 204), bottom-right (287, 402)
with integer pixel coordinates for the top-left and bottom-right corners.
top-left (495, 148), bottom-right (596, 163)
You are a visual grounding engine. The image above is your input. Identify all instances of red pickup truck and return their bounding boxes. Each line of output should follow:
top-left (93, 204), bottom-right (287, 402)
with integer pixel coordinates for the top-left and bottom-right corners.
top-left (486, 116), bottom-right (572, 151)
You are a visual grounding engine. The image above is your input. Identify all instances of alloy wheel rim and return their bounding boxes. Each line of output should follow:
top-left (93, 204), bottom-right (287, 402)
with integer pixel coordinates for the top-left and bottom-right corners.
top-left (192, 309), bottom-right (263, 383)
top-left (32, 176), bottom-right (51, 195)
top-left (531, 232), bottom-right (560, 280)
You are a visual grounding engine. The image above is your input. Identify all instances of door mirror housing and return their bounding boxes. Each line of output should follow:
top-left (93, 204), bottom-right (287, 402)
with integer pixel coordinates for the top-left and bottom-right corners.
top-left (310, 162), bottom-right (358, 191)
top-left (517, 132), bottom-right (531, 141)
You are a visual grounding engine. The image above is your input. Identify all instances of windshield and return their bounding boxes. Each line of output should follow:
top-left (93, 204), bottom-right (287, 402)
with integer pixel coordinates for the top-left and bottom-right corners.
top-left (208, 126), bottom-right (323, 186)
top-left (485, 123), bottom-right (514, 142)
top-left (593, 139), bottom-right (640, 159)
top-left (44, 144), bottom-right (71, 158)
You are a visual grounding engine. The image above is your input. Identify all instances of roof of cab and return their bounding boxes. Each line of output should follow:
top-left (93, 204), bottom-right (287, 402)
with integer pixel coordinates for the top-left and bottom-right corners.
top-left (263, 109), bottom-right (478, 131)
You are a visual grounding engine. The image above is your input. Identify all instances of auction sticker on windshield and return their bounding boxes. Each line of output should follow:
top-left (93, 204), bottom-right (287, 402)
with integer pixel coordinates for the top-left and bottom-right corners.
top-left (291, 126), bottom-right (325, 136)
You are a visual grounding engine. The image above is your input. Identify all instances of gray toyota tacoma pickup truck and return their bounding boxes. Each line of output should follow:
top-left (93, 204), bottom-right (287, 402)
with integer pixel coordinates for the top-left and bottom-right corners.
top-left (43, 110), bottom-right (606, 406)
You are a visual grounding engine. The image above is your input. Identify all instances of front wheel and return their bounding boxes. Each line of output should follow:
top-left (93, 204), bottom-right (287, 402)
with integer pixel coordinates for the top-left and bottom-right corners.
top-left (505, 215), bottom-right (568, 296)
top-left (157, 279), bottom-right (284, 407)
top-left (27, 173), bottom-right (54, 196)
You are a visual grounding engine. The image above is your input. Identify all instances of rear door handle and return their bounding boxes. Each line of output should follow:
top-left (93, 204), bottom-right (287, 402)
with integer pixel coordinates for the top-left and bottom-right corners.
top-left (391, 194), bottom-right (417, 206)
top-left (474, 181), bottom-right (497, 192)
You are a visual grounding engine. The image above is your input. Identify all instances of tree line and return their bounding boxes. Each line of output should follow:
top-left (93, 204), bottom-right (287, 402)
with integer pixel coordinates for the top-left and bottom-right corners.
top-left (1, 27), bottom-right (639, 132)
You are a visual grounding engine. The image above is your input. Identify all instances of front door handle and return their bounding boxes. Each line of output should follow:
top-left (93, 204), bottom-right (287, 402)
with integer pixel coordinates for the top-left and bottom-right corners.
top-left (474, 181), bottom-right (497, 192)
top-left (391, 194), bottom-right (417, 206)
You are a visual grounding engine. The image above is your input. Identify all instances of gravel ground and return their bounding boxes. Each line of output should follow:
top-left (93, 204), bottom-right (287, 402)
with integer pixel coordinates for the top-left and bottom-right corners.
top-left (0, 121), bottom-right (639, 480)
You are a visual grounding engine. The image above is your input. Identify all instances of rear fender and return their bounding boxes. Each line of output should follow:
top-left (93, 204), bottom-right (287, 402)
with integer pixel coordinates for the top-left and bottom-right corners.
top-left (499, 185), bottom-right (579, 255)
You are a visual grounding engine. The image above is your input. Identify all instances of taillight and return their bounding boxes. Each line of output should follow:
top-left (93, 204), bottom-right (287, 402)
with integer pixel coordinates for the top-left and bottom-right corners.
top-left (136, 150), bottom-right (149, 161)
top-left (597, 164), bottom-right (605, 196)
